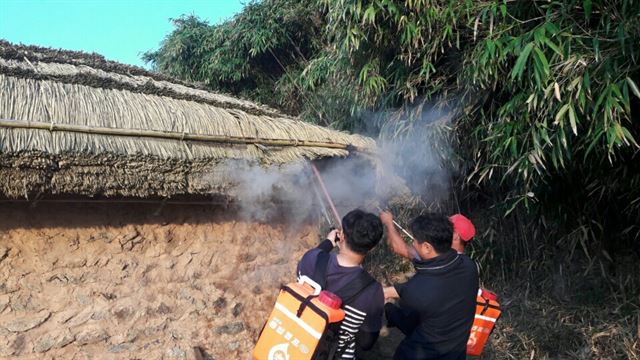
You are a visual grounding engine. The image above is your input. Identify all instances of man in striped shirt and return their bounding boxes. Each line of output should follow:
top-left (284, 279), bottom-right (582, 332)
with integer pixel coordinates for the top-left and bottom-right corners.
top-left (297, 209), bottom-right (384, 359)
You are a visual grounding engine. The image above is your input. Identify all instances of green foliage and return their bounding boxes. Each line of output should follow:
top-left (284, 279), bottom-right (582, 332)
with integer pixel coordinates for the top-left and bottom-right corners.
top-left (146, 0), bottom-right (640, 260)
top-left (320, 0), bottom-right (640, 256)
top-left (144, 0), bottom-right (326, 118)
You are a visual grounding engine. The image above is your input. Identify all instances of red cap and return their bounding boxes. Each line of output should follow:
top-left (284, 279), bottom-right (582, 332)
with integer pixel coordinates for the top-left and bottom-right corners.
top-left (318, 291), bottom-right (342, 309)
top-left (449, 214), bottom-right (475, 241)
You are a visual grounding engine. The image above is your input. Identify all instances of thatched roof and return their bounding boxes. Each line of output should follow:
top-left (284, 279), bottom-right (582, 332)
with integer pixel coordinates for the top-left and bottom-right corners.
top-left (0, 41), bottom-right (375, 199)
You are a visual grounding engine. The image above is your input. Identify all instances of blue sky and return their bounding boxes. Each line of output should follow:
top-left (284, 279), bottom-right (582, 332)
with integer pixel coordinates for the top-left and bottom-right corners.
top-left (0, 0), bottom-right (245, 68)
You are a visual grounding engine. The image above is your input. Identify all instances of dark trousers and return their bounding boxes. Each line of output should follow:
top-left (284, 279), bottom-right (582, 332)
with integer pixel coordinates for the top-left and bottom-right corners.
top-left (385, 303), bottom-right (419, 336)
top-left (385, 303), bottom-right (467, 360)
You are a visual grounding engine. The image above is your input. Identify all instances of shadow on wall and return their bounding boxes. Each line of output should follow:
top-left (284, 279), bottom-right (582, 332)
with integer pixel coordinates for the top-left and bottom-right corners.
top-left (0, 199), bottom-right (319, 231)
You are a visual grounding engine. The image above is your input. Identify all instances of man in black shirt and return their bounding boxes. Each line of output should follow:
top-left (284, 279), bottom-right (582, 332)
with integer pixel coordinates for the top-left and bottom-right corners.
top-left (380, 212), bottom-right (478, 360)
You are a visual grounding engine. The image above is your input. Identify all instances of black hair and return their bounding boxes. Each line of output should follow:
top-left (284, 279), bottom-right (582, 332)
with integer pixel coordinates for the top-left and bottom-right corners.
top-left (341, 209), bottom-right (383, 255)
top-left (410, 213), bottom-right (453, 254)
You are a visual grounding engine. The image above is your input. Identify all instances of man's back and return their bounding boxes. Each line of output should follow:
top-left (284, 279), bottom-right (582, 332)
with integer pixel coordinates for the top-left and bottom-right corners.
top-left (394, 250), bottom-right (478, 359)
top-left (297, 247), bottom-right (384, 358)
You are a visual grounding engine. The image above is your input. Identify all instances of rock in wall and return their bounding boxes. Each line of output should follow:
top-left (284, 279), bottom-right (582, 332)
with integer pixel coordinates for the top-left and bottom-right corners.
top-left (0, 202), bottom-right (318, 359)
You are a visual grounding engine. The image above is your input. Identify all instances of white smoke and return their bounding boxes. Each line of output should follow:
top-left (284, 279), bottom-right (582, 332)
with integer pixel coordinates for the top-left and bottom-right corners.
top-left (200, 101), bottom-right (454, 224)
top-left (222, 161), bottom-right (312, 223)
top-left (375, 102), bottom-right (455, 205)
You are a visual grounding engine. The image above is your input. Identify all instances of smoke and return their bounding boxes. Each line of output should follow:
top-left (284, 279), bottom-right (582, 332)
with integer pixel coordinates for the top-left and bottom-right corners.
top-left (222, 161), bottom-right (313, 223)
top-left (200, 101), bottom-right (454, 224)
top-left (374, 102), bottom-right (455, 205)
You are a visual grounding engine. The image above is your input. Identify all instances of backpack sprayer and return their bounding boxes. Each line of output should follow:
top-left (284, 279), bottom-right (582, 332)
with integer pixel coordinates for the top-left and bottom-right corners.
top-left (374, 205), bottom-right (501, 356)
top-left (253, 163), bottom-right (346, 360)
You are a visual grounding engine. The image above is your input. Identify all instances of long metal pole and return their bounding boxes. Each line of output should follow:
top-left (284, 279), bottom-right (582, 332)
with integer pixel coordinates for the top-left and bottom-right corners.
top-left (311, 182), bottom-right (333, 226)
top-left (375, 205), bottom-right (416, 241)
top-left (310, 163), bottom-right (342, 229)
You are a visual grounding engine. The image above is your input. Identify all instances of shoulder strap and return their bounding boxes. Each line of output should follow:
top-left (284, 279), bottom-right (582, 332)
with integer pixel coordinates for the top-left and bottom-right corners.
top-left (314, 251), bottom-right (376, 305)
top-left (313, 250), bottom-right (331, 290)
top-left (335, 270), bottom-right (375, 305)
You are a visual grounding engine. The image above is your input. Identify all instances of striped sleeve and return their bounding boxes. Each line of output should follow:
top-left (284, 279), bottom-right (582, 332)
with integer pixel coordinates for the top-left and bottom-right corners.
top-left (336, 305), bottom-right (367, 358)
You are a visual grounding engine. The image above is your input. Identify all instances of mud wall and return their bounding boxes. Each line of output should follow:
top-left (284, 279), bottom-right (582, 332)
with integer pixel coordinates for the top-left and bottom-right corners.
top-left (0, 202), bottom-right (318, 359)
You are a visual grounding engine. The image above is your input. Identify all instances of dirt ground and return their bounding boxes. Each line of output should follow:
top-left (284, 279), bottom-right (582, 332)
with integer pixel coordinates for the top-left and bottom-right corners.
top-left (0, 202), bottom-right (319, 359)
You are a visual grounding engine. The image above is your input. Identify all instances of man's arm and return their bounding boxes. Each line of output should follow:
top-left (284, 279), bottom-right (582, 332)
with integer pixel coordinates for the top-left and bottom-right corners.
top-left (383, 286), bottom-right (399, 302)
top-left (316, 229), bottom-right (338, 252)
top-left (297, 230), bottom-right (338, 279)
top-left (380, 212), bottom-right (419, 260)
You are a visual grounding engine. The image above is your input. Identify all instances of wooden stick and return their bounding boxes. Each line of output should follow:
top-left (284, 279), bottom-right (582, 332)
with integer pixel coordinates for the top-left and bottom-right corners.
top-left (310, 163), bottom-right (342, 228)
top-left (0, 118), bottom-right (368, 152)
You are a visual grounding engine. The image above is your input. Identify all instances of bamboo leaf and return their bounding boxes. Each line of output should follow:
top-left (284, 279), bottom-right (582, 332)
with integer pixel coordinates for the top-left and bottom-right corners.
top-left (579, 89), bottom-right (586, 109)
top-left (363, 5), bottom-right (377, 25)
top-left (555, 103), bottom-right (570, 125)
top-left (533, 47), bottom-right (550, 77)
top-left (584, 128), bottom-right (604, 160)
top-left (544, 22), bottom-right (560, 35)
top-left (533, 27), bottom-right (546, 44)
top-left (505, 196), bottom-right (526, 216)
top-left (583, 71), bottom-right (591, 90)
top-left (568, 103), bottom-right (578, 135)
top-left (607, 126), bottom-right (618, 150)
top-left (611, 83), bottom-right (623, 99)
top-left (541, 127), bottom-right (552, 145)
top-left (511, 42), bottom-right (535, 80)
top-left (584, 0), bottom-right (592, 20)
top-left (543, 38), bottom-right (563, 58)
top-left (626, 77), bottom-right (640, 99)
top-left (593, 88), bottom-right (608, 116)
top-left (620, 126), bottom-right (639, 146)
top-left (500, 4), bottom-right (507, 18)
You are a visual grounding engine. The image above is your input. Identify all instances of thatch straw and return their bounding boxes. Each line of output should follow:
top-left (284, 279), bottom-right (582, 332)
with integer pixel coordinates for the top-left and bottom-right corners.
top-left (0, 57), bottom-right (283, 118)
top-left (0, 75), bottom-right (372, 164)
top-left (0, 41), bottom-right (282, 117)
top-left (0, 42), bottom-right (376, 199)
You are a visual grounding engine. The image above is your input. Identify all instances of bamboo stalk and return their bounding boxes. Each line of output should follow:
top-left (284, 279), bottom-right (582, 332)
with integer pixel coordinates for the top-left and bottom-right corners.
top-left (0, 118), bottom-right (369, 153)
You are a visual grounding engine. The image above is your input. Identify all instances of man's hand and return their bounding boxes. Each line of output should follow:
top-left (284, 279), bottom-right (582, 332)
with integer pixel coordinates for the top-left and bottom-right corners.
top-left (326, 229), bottom-right (339, 247)
top-left (383, 286), bottom-right (399, 302)
top-left (380, 211), bottom-right (394, 227)
top-left (380, 211), bottom-right (419, 261)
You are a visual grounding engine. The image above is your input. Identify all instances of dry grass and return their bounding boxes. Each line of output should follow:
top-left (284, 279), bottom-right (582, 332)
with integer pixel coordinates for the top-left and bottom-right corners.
top-left (481, 278), bottom-right (639, 360)
top-left (0, 41), bottom-right (282, 117)
top-left (0, 74), bottom-right (372, 161)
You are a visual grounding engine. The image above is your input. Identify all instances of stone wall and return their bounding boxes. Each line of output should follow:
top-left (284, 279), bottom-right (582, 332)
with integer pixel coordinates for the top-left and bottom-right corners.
top-left (0, 202), bottom-right (318, 359)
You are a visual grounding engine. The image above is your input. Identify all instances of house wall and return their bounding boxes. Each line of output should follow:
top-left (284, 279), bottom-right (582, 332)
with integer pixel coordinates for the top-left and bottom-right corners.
top-left (0, 202), bottom-right (318, 359)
